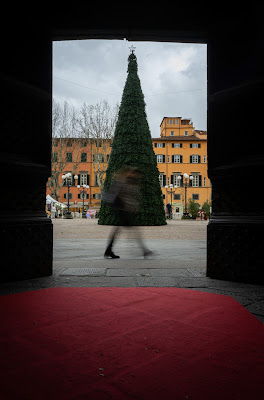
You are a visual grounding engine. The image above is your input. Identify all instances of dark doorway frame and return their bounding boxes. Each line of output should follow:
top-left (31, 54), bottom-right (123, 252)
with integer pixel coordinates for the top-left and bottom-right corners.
top-left (1, 9), bottom-right (263, 284)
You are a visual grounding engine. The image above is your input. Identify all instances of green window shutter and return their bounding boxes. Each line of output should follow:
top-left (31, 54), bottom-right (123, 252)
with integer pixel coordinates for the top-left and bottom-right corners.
top-left (66, 153), bottom-right (72, 162)
top-left (154, 143), bottom-right (157, 147)
top-left (87, 175), bottom-right (90, 185)
top-left (81, 153), bottom-right (87, 162)
top-left (172, 155), bottom-right (175, 163)
top-left (163, 143), bottom-right (165, 148)
top-left (180, 143), bottom-right (182, 148)
top-left (190, 143), bottom-right (193, 148)
top-left (171, 175), bottom-right (173, 184)
top-left (78, 175), bottom-right (80, 185)
top-left (190, 156), bottom-right (192, 163)
top-left (199, 175), bottom-right (202, 187)
top-left (163, 155), bottom-right (165, 163)
top-left (198, 143), bottom-right (201, 148)
top-left (180, 155), bottom-right (183, 163)
top-left (198, 155), bottom-right (201, 163)
top-left (163, 175), bottom-right (166, 186)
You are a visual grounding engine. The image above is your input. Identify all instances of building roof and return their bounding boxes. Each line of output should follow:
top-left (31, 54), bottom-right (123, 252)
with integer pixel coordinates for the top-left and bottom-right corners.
top-left (160, 116), bottom-right (192, 126)
top-left (194, 130), bottom-right (207, 135)
top-left (152, 135), bottom-right (207, 141)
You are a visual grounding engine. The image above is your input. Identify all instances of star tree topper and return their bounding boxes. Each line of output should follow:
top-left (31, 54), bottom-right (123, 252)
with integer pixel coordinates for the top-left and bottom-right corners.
top-left (129, 45), bottom-right (136, 54)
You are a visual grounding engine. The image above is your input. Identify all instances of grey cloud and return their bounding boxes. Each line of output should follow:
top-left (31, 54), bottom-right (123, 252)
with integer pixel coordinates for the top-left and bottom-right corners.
top-left (53, 40), bottom-right (207, 135)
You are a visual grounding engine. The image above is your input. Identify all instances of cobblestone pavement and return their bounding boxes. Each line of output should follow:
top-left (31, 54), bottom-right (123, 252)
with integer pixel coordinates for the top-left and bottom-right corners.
top-left (1, 219), bottom-right (264, 323)
top-left (52, 218), bottom-right (208, 240)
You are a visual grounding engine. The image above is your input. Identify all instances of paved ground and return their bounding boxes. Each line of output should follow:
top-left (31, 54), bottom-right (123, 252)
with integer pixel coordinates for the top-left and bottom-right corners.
top-left (1, 219), bottom-right (264, 323)
top-left (52, 218), bottom-right (208, 240)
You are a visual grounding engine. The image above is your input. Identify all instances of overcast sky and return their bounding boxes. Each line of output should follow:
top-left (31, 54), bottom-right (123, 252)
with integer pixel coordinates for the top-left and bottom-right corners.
top-left (53, 40), bottom-right (207, 137)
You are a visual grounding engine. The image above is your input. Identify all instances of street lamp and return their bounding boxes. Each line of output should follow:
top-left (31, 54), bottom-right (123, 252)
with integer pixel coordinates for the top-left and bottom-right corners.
top-left (165, 183), bottom-right (178, 205)
top-left (77, 183), bottom-right (89, 218)
top-left (165, 183), bottom-right (178, 219)
top-left (177, 173), bottom-right (193, 216)
top-left (62, 172), bottom-right (73, 219)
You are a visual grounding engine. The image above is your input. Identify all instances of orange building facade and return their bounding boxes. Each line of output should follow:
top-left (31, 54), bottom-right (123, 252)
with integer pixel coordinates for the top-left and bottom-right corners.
top-left (153, 117), bottom-right (211, 216)
top-left (47, 117), bottom-right (210, 216)
top-left (46, 137), bottom-right (112, 212)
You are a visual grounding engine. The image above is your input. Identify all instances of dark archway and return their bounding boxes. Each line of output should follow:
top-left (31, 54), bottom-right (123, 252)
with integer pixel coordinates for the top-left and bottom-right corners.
top-left (1, 7), bottom-right (263, 284)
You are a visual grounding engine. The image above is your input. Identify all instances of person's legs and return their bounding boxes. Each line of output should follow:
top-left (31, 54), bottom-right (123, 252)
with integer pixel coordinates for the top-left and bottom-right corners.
top-left (127, 213), bottom-right (153, 258)
top-left (104, 225), bottom-right (120, 258)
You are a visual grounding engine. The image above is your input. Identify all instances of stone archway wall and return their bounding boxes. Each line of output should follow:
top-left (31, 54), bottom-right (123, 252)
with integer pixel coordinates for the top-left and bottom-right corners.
top-left (1, 9), bottom-right (263, 284)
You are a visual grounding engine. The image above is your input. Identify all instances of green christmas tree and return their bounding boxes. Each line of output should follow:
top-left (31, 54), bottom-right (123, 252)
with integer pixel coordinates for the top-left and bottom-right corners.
top-left (98, 49), bottom-right (166, 226)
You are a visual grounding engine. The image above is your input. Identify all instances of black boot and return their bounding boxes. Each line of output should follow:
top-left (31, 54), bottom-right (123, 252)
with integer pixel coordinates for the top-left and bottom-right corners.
top-left (143, 249), bottom-right (154, 258)
top-left (104, 250), bottom-right (120, 259)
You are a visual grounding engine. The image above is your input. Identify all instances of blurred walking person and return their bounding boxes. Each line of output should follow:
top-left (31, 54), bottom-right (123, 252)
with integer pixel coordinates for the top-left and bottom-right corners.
top-left (103, 167), bottom-right (153, 259)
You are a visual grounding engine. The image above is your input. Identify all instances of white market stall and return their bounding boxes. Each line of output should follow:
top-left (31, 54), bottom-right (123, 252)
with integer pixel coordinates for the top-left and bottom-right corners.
top-left (46, 195), bottom-right (67, 218)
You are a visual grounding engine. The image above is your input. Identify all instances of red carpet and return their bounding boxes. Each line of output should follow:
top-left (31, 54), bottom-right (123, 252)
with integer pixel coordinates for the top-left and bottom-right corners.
top-left (0, 287), bottom-right (263, 400)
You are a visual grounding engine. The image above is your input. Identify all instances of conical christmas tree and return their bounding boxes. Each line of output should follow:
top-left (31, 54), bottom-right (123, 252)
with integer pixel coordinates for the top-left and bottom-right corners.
top-left (98, 50), bottom-right (166, 226)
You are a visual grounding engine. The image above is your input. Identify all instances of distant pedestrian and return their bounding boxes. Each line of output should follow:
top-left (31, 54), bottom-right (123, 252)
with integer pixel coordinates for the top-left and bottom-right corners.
top-left (166, 203), bottom-right (172, 219)
top-left (103, 166), bottom-right (153, 259)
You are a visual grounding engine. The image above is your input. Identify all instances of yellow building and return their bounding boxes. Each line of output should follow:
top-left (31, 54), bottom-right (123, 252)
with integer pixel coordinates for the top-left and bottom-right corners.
top-left (47, 117), bottom-right (211, 217)
top-left (153, 117), bottom-right (211, 217)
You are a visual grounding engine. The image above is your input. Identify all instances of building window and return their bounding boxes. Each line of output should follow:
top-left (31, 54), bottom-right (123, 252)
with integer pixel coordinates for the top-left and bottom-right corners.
top-left (192, 194), bottom-right (199, 200)
top-left (167, 155), bottom-right (170, 163)
top-left (66, 141), bottom-right (72, 147)
top-left (173, 174), bottom-right (182, 187)
top-left (157, 155), bottom-right (165, 163)
top-left (80, 173), bottom-right (88, 186)
top-left (63, 174), bottom-right (73, 186)
top-left (167, 119), bottom-right (170, 124)
top-left (184, 131), bottom-right (188, 136)
top-left (204, 155), bottom-right (206, 163)
top-left (78, 193), bottom-right (89, 199)
top-left (192, 174), bottom-right (200, 187)
top-left (52, 153), bottom-right (58, 162)
top-left (93, 154), bottom-right (104, 162)
top-left (172, 155), bottom-right (183, 163)
top-left (172, 143), bottom-right (182, 148)
top-left (93, 193), bottom-right (102, 200)
top-left (64, 193), bottom-right (72, 199)
top-left (66, 153), bottom-right (72, 162)
top-left (190, 143), bottom-right (201, 148)
top-left (190, 155), bottom-right (200, 163)
top-left (204, 177), bottom-right (206, 187)
top-left (81, 141), bottom-right (87, 147)
top-left (81, 153), bottom-right (87, 162)
top-left (155, 142), bottom-right (165, 148)
top-left (171, 131), bottom-right (174, 136)
top-left (173, 194), bottom-right (181, 200)
top-left (159, 174), bottom-right (166, 187)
